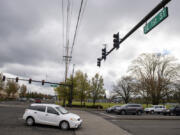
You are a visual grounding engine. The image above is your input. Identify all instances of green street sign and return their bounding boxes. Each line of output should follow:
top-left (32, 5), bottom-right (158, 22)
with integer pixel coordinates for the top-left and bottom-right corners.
top-left (144, 7), bottom-right (168, 34)
top-left (51, 84), bottom-right (58, 88)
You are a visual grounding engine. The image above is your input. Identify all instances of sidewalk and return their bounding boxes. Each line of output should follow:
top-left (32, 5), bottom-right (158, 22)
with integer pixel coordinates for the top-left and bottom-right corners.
top-left (71, 110), bottom-right (131, 135)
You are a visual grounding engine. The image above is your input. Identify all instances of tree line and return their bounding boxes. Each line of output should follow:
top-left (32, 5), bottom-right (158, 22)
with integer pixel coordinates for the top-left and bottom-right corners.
top-left (54, 72), bottom-right (105, 106)
top-left (112, 53), bottom-right (180, 105)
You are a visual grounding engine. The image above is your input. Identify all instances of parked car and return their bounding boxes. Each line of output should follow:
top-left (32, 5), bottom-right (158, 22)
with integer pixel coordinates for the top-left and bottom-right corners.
top-left (35, 99), bottom-right (41, 103)
top-left (144, 105), bottom-right (166, 114)
top-left (115, 104), bottom-right (144, 115)
top-left (106, 105), bottom-right (121, 113)
top-left (19, 97), bottom-right (27, 102)
top-left (163, 105), bottom-right (180, 116)
top-left (23, 103), bottom-right (82, 130)
top-left (29, 98), bottom-right (35, 103)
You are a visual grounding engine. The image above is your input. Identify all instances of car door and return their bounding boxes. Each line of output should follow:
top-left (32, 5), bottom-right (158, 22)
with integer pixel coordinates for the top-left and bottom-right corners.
top-left (126, 105), bottom-right (134, 114)
top-left (44, 106), bottom-right (60, 126)
top-left (33, 105), bottom-right (46, 124)
top-left (175, 106), bottom-right (180, 115)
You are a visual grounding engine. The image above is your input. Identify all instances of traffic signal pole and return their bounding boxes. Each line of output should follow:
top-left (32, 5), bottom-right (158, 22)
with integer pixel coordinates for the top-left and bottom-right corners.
top-left (99, 0), bottom-right (171, 62)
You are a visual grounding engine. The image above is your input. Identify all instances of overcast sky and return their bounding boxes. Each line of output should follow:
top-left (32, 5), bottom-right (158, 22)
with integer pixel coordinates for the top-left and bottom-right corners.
top-left (0, 0), bottom-right (179, 96)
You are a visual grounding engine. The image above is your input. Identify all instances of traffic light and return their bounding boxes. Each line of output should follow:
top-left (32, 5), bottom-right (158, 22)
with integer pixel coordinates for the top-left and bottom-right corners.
top-left (97, 58), bottom-right (101, 67)
top-left (42, 80), bottom-right (45, 85)
top-left (16, 77), bottom-right (19, 82)
top-left (113, 32), bottom-right (120, 49)
top-left (2, 76), bottom-right (6, 81)
top-left (29, 78), bottom-right (32, 84)
top-left (102, 48), bottom-right (106, 60)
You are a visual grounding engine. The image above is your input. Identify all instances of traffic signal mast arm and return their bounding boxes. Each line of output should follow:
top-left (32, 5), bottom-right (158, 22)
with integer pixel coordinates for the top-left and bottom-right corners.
top-left (104, 0), bottom-right (171, 58)
top-left (1, 76), bottom-right (71, 87)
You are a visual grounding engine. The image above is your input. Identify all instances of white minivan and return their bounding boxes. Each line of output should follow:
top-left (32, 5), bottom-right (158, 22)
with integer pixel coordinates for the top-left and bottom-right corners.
top-left (23, 104), bottom-right (82, 130)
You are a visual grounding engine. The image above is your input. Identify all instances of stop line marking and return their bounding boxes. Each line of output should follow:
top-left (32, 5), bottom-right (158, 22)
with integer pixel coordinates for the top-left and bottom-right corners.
top-left (99, 112), bottom-right (117, 118)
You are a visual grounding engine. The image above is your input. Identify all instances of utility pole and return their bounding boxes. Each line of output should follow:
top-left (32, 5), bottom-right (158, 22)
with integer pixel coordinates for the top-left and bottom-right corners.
top-left (69, 64), bottom-right (75, 107)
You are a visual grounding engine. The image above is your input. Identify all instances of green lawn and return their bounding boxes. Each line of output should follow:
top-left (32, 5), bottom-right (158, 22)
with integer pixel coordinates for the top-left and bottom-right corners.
top-left (57, 101), bottom-right (171, 109)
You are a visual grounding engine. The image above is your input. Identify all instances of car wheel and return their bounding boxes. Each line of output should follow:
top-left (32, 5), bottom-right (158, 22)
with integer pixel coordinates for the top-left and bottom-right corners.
top-left (137, 110), bottom-right (142, 115)
top-left (26, 117), bottom-right (34, 126)
top-left (60, 121), bottom-right (69, 130)
top-left (121, 110), bottom-right (126, 115)
top-left (150, 110), bottom-right (154, 114)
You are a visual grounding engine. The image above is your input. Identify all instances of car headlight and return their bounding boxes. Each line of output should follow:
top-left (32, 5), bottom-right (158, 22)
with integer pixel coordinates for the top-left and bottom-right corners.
top-left (70, 118), bottom-right (77, 121)
top-left (167, 109), bottom-right (170, 112)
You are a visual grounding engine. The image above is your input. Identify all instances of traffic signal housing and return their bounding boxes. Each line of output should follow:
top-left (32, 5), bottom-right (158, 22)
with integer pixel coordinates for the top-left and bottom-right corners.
top-left (113, 32), bottom-right (120, 49)
top-left (2, 76), bottom-right (6, 81)
top-left (16, 77), bottom-right (19, 82)
top-left (102, 48), bottom-right (106, 60)
top-left (97, 58), bottom-right (101, 67)
top-left (29, 78), bottom-right (32, 84)
top-left (42, 80), bottom-right (45, 85)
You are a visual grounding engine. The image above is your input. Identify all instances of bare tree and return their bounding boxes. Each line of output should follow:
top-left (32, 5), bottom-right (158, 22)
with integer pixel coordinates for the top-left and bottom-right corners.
top-left (129, 53), bottom-right (180, 105)
top-left (19, 84), bottom-right (27, 97)
top-left (113, 76), bottom-right (134, 104)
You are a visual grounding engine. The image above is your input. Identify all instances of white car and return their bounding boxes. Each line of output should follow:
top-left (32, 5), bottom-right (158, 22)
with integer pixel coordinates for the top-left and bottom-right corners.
top-left (144, 105), bottom-right (166, 114)
top-left (23, 104), bottom-right (82, 130)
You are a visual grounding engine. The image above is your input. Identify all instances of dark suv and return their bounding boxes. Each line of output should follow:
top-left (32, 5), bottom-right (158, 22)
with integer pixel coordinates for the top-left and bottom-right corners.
top-left (115, 104), bottom-right (144, 115)
top-left (106, 105), bottom-right (121, 113)
top-left (163, 105), bottom-right (180, 116)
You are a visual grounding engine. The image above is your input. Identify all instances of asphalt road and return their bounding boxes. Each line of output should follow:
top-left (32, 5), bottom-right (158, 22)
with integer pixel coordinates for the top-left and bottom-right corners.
top-left (0, 102), bottom-right (130, 135)
top-left (0, 106), bottom-right (75, 135)
top-left (90, 111), bottom-right (180, 135)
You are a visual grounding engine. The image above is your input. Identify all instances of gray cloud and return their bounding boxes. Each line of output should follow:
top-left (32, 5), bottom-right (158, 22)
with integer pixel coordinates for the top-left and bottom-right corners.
top-left (0, 0), bottom-right (179, 94)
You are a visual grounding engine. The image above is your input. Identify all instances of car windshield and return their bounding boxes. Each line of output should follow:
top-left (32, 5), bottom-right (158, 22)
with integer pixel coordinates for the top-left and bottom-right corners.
top-left (55, 106), bottom-right (68, 114)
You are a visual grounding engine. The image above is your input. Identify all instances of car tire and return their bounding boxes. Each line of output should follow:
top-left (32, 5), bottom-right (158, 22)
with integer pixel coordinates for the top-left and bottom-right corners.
top-left (121, 110), bottom-right (126, 115)
top-left (26, 117), bottom-right (34, 126)
top-left (150, 110), bottom-right (154, 114)
top-left (137, 110), bottom-right (142, 115)
top-left (60, 121), bottom-right (69, 130)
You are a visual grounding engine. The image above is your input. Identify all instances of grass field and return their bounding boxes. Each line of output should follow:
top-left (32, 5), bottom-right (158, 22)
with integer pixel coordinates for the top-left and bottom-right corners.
top-left (58, 101), bottom-right (158, 109)
top-left (57, 101), bottom-right (173, 109)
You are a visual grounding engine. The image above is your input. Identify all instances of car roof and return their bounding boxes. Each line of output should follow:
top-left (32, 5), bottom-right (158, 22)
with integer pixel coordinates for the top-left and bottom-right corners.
top-left (31, 103), bottom-right (60, 108)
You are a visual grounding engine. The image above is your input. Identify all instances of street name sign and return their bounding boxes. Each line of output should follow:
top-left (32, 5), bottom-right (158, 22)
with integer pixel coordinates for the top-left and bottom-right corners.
top-left (51, 84), bottom-right (58, 88)
top-left (144, 7), bottom-right (168, 34)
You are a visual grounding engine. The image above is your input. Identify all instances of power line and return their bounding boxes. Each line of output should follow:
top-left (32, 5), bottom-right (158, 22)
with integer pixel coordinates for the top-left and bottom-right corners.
top-left (70, 0), bottom-right (84, 57)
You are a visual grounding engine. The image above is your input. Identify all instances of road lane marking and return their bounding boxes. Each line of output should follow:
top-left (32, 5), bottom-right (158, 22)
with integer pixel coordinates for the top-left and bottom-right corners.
top-left (99, 112), bottom-right (117, 118)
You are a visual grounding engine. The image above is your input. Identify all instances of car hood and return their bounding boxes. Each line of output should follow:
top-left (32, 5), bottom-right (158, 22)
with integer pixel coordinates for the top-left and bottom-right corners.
top-left (64, 113), bottom-right (80, 119)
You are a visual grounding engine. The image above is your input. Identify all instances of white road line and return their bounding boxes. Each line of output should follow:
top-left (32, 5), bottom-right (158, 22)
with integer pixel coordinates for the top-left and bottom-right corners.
top-left (99, 112), bottom-right (117, 118)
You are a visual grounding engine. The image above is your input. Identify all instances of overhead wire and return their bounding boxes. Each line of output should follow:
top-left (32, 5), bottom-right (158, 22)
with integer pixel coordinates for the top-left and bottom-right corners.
top-left (61, 0), bottom-right (65, 64)
top-left (70, 0), bottom-right (84, 57)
